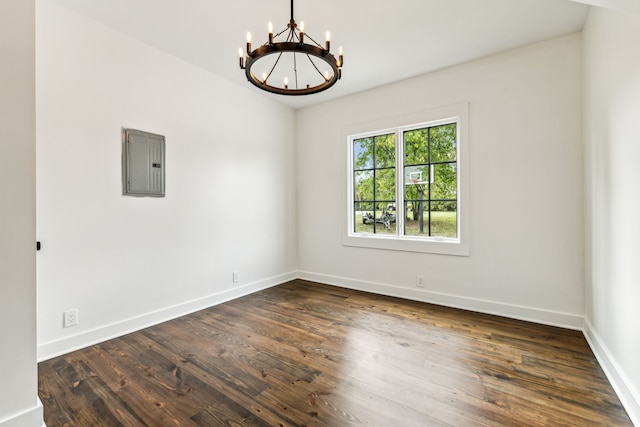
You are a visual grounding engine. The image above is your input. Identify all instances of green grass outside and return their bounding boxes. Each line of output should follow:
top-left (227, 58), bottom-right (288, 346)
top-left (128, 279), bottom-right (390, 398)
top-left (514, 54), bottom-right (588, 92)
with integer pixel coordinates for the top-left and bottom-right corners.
top-left (354, 211), bottom-right (457, 238)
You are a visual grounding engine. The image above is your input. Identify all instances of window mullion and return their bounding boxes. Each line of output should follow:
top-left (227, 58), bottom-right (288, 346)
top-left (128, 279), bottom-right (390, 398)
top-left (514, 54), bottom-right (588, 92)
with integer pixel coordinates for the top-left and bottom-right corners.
top-left (427, 127), bottom-right (432, 236)
top-left (396, 128), bottom-right (403, 238)
top-left (372, 137), bottom-right (377, 234)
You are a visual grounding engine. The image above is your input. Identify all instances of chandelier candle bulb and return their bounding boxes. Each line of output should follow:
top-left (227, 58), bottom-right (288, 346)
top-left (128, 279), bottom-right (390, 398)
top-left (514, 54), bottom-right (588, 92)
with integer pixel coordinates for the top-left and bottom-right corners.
top-left (339, 46), bottom-right (343, 67)
top-left (268, 22), bottom-right (273, 44)
top-left (246, 32), bottom-right (251, 53)
top-left (284, 77), bottom-right (288, 89)
top-left (325, 31), bottom-right (330, 51)
top-left (299, 21), bottom-right (305, 43)
top-left (238, 48), bottom-right (244, 68)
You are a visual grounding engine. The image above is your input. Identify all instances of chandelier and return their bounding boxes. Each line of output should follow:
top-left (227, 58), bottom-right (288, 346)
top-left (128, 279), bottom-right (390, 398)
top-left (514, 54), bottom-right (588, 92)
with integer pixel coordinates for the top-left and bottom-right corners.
top-left (239, 0), bottom-right (343, 96)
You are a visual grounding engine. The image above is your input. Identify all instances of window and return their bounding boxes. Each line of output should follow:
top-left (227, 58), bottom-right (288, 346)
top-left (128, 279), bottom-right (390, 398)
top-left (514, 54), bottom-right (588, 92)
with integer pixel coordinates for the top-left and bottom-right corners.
top-left (345, 104), bottom-right (469, 256)
top-left (403, 123), bottom-right (457, 238)
top-left (353, 133), bottom-right (397, 235)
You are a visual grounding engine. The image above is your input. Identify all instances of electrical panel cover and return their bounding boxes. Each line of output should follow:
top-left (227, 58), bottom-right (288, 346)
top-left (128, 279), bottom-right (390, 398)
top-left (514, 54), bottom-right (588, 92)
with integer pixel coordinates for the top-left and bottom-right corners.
top-left (122, 128), bottom-right (165, 197)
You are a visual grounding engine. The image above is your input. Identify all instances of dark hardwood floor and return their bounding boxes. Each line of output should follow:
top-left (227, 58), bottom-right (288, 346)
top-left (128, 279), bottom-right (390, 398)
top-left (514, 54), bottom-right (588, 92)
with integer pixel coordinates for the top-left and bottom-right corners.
top-left (39, 280), bottom-right (632, 426)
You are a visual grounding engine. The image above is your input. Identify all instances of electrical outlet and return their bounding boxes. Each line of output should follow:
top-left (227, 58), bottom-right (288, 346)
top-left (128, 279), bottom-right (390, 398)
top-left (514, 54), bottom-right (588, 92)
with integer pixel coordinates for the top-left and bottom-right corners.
top-left (416, 275), bottom-right (424, 288)
top-left (233, 271), bottom-right (239, 283)
top-left (63, 309), bottom-right (78, 328)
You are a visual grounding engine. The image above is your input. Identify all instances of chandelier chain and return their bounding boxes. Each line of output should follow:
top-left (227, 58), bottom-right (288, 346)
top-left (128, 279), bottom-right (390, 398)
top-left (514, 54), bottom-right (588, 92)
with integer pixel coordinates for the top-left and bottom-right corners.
top-left (294, 52), bottom-right (299, 89)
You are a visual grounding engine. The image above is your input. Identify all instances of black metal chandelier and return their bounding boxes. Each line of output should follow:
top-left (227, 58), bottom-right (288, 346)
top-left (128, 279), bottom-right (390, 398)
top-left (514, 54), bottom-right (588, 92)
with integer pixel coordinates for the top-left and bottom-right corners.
top-left (239, 0), bottom-right (343, 96)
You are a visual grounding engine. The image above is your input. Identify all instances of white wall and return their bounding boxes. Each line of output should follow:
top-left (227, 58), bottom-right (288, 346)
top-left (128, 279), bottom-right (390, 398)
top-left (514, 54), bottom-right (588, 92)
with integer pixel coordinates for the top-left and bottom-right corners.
top-left (297, 34), bottom-right (585, 329)
top-left (36, 0), bottom-right (297, 360)
top-left (583, 7), bottom-right (640, 425)
top-left (0, 1), bottom-right (44, 426)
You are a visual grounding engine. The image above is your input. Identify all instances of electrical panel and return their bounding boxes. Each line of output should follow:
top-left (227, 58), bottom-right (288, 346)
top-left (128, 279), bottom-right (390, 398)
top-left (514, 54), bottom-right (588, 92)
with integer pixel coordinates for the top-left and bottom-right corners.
top-left (122, 128), bottom-right (165, 197)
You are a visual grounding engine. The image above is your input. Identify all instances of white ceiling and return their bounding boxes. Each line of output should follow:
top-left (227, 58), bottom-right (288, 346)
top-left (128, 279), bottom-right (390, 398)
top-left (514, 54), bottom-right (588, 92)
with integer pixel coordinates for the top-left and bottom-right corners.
top-left (50, 0), bottom-right (596, 109)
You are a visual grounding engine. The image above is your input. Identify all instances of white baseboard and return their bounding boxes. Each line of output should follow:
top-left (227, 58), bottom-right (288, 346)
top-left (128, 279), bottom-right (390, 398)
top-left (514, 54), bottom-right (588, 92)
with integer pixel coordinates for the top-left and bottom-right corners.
top-left (583, 318), bottom-right (640, 426)
top-left (37, 270), bottom-right (582, 362)
top-left (297, 271), bottom-right (584, 330)
top-left (0, 398), bottom-right (43, 427)
top-left (37, 271), bottom-right (297, 362)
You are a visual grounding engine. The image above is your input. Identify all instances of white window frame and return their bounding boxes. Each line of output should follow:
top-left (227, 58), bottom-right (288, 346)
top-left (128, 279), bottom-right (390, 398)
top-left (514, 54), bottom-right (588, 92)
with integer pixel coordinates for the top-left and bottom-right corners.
top-left (343, 103), bottom-right (469, 256)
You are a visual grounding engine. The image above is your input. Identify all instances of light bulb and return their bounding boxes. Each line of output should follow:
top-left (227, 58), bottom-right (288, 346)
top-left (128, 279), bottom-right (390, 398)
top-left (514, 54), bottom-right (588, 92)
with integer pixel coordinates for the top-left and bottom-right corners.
top-left (238, 49), bottom-right (244, 68)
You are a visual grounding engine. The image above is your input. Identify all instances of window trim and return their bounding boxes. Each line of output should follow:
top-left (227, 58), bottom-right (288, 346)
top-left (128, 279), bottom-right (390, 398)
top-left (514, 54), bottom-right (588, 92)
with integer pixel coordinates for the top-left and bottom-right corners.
top-left (343, 103), bottom-right (470, 256)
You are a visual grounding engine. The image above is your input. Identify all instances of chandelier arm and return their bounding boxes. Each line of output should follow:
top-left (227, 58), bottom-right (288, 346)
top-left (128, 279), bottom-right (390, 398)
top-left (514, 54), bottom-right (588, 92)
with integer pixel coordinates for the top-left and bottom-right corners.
top-left (303, 33), bottom-right (324, 50)
top-left (306, 53), bottom-right (327, 79)
top-left (265, 51), bottom-right (284, 83)
top-left (274, 27), bottom-right (289, 39)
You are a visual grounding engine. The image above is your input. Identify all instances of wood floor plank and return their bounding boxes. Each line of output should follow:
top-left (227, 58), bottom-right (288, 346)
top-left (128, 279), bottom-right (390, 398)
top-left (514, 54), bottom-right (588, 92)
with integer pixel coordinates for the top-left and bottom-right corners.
top-left (39, 280), bottom-right (633, 426)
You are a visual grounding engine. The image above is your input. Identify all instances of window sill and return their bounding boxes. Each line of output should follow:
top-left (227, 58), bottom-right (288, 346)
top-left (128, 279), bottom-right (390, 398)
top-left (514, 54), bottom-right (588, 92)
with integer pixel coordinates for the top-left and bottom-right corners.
top-left (343, 233), bottom-right (470, 256)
